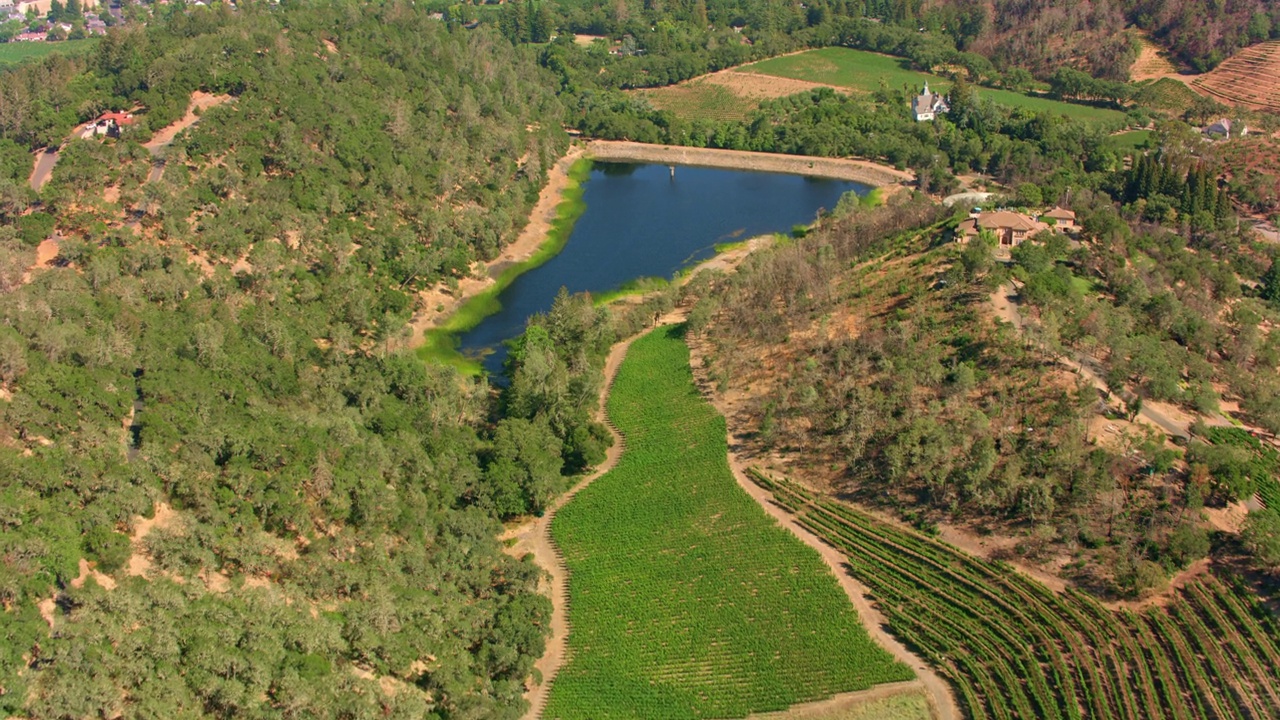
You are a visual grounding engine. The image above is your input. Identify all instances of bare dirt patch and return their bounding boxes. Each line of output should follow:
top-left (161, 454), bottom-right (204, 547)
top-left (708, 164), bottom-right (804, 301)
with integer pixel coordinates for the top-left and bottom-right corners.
top-left (126, 502), bottom-right (179, 578)
top-left (20, 237), bottom-right (60, 285)
top-left (37, 597), bottom-right (57, 628)
top-left (636, 68), bottom-right (839, 121)
top-left (745, 683), bottom-right (931, 720)
top-left (145, 91), bottom-right (234, 152)
top-left (573, 34), bottom-right (607, 46)
top-left (725, 68), bottom-right (842, 98)
top-left (1129, 31), bottom-right (1182, 82)
top-left (70, 557), bottom-right (117, 590)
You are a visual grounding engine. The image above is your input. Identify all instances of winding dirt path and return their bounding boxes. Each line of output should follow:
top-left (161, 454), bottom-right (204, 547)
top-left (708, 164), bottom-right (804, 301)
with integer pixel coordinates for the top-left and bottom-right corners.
top-left (503, 327), bottom-right (635, 719)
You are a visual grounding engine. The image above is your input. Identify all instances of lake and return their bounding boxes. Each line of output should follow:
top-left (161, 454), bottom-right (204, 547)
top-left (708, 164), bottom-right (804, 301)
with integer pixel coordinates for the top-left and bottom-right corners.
top-left (457, 162), bottom-right (868, 377)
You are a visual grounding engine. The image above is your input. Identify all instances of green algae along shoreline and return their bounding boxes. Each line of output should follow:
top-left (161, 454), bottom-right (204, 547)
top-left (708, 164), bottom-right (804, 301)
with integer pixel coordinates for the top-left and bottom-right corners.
top-left (416, 157), bottom-right (594, 372)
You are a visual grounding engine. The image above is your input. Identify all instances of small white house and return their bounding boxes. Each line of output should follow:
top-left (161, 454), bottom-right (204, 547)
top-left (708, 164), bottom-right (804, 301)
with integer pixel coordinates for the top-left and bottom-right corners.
top-left (912, 82), bottom-right (950, 122)
top-left (1204, 118), bottom-right (1247, 139)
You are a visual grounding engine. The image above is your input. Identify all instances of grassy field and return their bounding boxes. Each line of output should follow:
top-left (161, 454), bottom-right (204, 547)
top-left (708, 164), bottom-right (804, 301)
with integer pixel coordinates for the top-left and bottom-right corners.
top-left (1108, 129), bottom-right (1153, 151)
top-left (544, 326), bottom-right (912, 719)
top-left (756, 470), bottom-right (1280, 720)
top-left (0, 39), bottom-right (98, 66)
top-left (743, 48), bottom-right (1127, 125)
top-left (637, 82), bottom-right (756, 121)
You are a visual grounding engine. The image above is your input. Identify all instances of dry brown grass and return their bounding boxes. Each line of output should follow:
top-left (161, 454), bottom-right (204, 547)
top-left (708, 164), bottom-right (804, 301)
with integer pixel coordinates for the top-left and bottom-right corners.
top-left (1129, 31), bottom-right (1182, 82)
top-left (634, 67), bottom-right (841, 122)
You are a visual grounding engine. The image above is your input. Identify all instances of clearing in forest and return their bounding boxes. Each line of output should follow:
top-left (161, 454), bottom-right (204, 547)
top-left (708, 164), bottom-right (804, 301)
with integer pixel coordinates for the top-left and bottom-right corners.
top-left (742, 48), bottom-right (1127, 125)
top-left (1193, 40), bottom-right (1280, 112)
top-left (543, 326), bottom-right (912, 719)
top-left (635, 70), bottom-right (836, 121)
top-left (1129, 31), bottom-right (1182, 82)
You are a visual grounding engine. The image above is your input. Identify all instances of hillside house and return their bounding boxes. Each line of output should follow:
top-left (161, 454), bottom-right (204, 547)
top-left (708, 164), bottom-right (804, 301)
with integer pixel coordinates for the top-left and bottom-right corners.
top-left (82, 111), bottom-right (136, 139)
top-left (1204, 119), bottom-right (1247, 139)
top-left (912, 82), bottom-right (949, 122)
top-left (1041, 207), bottom-right (1077, 231)
top-left (957, 210), bottom-right (1042, 247)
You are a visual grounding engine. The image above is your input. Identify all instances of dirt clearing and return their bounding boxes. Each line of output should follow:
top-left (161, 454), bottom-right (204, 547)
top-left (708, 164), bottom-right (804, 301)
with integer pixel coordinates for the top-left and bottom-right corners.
top-left (1129, 31), bottom-right (1182, 82)
top-left (145, 91), bottom-right (234, 151)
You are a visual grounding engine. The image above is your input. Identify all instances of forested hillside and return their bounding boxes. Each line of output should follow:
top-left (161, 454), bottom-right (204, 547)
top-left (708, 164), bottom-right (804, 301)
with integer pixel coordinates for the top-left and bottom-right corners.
top-left (0, 4), bottom-right (614, 718)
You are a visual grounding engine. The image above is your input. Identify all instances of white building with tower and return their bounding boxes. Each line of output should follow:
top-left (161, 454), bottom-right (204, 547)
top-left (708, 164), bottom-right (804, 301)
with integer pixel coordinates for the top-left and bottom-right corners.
top-left (911, 82), bottom-right (950, 122)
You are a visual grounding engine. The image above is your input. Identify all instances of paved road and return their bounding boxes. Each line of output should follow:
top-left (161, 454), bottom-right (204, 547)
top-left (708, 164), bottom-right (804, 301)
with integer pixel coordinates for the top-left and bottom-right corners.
top-left (28, 148), bottom-right (59, 191)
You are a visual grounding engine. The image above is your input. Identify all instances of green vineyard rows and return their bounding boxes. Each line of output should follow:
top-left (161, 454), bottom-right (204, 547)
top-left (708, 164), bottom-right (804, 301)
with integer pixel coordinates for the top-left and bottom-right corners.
top-left (542, 326), bottom-right (913, 719)
top-left (750, 469), bottom-right (1280, 720)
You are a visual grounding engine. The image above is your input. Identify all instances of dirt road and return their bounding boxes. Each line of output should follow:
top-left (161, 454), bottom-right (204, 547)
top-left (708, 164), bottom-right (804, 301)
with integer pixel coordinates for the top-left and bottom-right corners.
top-left (504, 330), bottom-right (633, 719)
top-left (586, 140), bottom-right (914, 186)
top-left (28, 148), bottom-right (59, 191)
top-left (990, 281), bottom-right (1242, 440)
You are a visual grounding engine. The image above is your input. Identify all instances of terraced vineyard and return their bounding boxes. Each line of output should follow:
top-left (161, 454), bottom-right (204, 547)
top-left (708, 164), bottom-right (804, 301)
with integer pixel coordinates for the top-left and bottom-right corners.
top-left (543, 326), bottom-right (913, 719)
top-left (1192, 41), bottom-right (1280, 112)
top-left (752, 470), bottom-right (1280, 720)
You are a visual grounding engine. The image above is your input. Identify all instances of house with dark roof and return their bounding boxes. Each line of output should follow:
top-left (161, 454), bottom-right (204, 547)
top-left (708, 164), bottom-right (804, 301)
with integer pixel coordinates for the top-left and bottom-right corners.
top-left (911, 82), bottom-right (949, 122)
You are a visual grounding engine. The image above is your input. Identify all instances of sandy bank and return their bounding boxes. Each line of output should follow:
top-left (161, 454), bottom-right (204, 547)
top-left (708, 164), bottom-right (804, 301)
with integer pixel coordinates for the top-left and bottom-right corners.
top-left (585, 140), bottom-right (914, 187)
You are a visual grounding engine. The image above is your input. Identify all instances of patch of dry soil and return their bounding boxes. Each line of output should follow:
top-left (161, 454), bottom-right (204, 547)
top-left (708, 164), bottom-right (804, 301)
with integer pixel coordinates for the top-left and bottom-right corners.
top-left (126, 502), bottom-right (179, 578)
top-left (1129, 31), bottom-right (1184, 83)
top-left (144, 91), bottom-right (234, 152)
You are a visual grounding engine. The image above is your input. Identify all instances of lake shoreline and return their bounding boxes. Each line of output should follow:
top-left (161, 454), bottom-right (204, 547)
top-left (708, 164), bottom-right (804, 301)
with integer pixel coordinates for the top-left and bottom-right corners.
top-left (401, 145), bottom-right (589, 353)
top-left (402, 141), bottom-right (908, 359)
top-left (585, 139), bottom-right (915, 187)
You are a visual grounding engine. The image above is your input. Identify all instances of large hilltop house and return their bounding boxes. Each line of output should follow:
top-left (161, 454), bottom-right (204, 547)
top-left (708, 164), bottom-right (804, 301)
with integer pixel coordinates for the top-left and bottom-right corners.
top-left (912, 82), bottom-right (950, 122)
top-left (957, 207), bottom-right (1077, 250)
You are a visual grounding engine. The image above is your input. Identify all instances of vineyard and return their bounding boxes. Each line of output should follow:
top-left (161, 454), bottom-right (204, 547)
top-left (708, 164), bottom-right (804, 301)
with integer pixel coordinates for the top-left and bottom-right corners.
top-left (543, 326), bottom-right (913, 719)
top-left (751, 470), bottom-right (1280, 720)
top-left (1192, 41), bottom-right (1280, 112)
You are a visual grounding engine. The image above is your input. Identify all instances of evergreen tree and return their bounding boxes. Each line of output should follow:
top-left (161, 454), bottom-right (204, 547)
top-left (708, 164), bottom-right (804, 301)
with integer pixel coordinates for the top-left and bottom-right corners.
top-left (1261, 261), bottom-right (1280, 306)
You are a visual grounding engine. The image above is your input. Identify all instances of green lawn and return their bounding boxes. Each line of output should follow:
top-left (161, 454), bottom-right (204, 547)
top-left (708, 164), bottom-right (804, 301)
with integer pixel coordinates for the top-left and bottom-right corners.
top-left (743, 47), bottom-right (1127, 126)
top-left (0, 39), bottom-right (99, 66)
top-left (1108, 129), bottom-right (1153, 151)
top-left (544, 325), bottom-right (912, 719)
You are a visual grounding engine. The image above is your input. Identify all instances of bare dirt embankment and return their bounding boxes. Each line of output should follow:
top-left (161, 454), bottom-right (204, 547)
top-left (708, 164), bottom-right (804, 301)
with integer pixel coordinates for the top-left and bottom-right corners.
top-left (586, 140), bottom-right (914, 187)
top-left (1129, 31), bottom-right (1185, 83)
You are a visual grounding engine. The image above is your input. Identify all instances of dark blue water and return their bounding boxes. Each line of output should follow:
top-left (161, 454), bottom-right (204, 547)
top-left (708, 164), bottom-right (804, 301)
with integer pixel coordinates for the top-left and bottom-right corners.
top-left (460, 162), bottom-right (867, 376)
